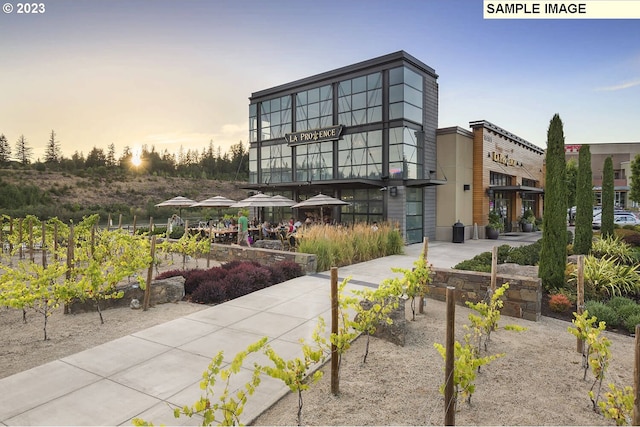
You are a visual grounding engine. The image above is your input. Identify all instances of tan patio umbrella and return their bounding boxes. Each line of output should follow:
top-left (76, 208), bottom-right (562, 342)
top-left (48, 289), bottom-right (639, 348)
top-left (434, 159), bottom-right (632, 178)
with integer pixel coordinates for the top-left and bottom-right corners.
top-left (291, 193), bottom-right (350, 222)
top-left (190, 196), bottom-right (237, 207)
top-left (155, 196), bottom-right (197, 218)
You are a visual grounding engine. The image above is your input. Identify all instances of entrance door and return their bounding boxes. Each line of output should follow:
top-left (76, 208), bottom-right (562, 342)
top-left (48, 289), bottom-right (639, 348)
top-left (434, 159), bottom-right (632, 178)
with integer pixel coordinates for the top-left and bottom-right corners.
top-left (492, 193), bottom-right (511, 232)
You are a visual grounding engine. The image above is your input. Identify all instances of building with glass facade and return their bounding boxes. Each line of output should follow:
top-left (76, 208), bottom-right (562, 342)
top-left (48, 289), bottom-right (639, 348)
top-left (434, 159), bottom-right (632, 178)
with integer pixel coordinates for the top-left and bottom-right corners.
top-left (246, 51), bottom-right (443, 244)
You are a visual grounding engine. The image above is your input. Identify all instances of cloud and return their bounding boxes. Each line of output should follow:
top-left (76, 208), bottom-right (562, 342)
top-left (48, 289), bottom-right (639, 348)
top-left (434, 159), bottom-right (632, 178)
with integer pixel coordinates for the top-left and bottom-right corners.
top-left (596, 78), bottom-right (640, 91)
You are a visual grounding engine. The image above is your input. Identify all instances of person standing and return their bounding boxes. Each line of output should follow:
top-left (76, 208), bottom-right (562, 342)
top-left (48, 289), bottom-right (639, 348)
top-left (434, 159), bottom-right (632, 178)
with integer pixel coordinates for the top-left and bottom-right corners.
top-left (237, 211), bottom-right (250, 246)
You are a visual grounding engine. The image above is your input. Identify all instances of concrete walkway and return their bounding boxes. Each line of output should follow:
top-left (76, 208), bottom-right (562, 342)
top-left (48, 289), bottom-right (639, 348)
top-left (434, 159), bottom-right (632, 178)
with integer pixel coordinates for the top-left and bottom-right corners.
top-left (0, 232), bottom-right (541, 426)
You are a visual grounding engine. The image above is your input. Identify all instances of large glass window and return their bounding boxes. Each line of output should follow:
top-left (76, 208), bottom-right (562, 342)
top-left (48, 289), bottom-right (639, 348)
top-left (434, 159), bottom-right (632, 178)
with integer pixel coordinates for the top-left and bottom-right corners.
top-left (406, 188), bottom-right (423, 244)
top-left (337, 73), bottom-right (382, 126)
top-left (260, 143), bottom-right (292, 184)
top-left (296, 141), bottom-right (333, 182)
top-left (340, 189), bottom-right (383, 225)
top-left (260, 95), bottom-right (292, 140)
top-left (389, 127), bottom-right (422, 179)
top-left (249, 104), bottom-right (258, 143)
top-left (389, 67), bottom-right (423, 124)
top-left (490, 171), bottom-right (512, 186)
top-left (338, 130), bottom-right (382, 179)
top-left (249, 146), bottom-right (257, 184)
top-left (296, 85), bottom-right (332, 131)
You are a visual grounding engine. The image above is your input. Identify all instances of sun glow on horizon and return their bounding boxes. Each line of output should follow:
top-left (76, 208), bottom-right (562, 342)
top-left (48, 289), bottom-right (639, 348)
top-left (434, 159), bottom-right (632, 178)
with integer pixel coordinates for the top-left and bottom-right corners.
top-left (131, 148), bottom-right (142, 167)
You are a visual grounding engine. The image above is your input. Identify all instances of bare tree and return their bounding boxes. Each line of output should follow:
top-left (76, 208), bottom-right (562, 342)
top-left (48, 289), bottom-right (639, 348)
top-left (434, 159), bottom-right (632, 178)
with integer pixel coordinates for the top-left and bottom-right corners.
top-left (15, 135), bottom-right (33, 165)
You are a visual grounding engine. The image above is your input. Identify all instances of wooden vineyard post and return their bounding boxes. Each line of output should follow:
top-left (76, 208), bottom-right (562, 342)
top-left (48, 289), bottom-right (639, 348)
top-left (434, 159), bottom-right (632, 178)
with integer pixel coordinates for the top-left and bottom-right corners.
top-left (91, 226), bottom-right (96, 258)
top-left (143, 235), bottom-right (157, 311)
top-left (182, 220), bottom-right (189, 269)
top-left (9, 217), bottom-right (14, 255)
top-left (64, 225), bottom-right (75, 314)
top-left (331, 266), bottom-right (339, 396)
top-left (576, 255), bottom-right (585, 353)
top-left (634, 324), bottom-right (640, 426)
top-left (491, 246), bottom-right (498, 293)
top-left (41, 221), bottom-right (47, 268)
top-left (18, 218), bottom-right (23, 259)
top-left (444, 286), bottom-right (456, 426)
top-left (28, 218), bottom-right (34, 263)
top-left (118, 214), bottom-right (122, 229)
top-left (107, 213), bottom-right (112, 230)
top-left (132, 215), bottom-right (137, 235)
top-left (207, 223), bottom-right (213, 268)
top-left (53, 222), bottom-right (58, 262)
top-left (419, 237), bottom-right (429, 314)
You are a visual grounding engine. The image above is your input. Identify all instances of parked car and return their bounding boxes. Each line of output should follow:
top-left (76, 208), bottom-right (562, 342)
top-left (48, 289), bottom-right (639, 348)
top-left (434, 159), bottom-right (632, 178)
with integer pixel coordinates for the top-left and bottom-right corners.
top-left (592, 212), bottom-right (640, 229)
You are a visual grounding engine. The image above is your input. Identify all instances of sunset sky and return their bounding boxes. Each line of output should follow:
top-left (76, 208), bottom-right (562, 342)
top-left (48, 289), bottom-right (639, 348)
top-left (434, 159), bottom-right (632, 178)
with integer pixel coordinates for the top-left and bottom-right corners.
top-left (1, 0), bottom-right (639, 161)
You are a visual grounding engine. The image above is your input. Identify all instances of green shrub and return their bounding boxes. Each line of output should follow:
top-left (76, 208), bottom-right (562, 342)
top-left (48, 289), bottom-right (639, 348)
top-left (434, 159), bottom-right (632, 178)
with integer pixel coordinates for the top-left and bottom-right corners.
top-left (453, 259), bottom-right (491, 273)
top-left (616, 303), bottom-right (640, 323)
top-left (506, 240), bottom-right (541, 265)
top-left (591, 235), bottom-right (636, 265)
top-left (606, 296), bottom-right (636, 312)
top-left (585, 300), bottom-right (619, 328)
top-left (569, 255), bottom-right (640, 300)
top-left (623, 314), bottom-right (640, 333)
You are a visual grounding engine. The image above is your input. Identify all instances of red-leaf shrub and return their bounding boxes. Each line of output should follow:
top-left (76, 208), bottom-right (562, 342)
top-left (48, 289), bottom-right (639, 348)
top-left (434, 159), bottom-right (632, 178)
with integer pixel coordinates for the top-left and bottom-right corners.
top-left (617, 228), bottom-right (640, 247)
top-left (277, 261), bottom-right (304, 280)
top-left (191, 279), bottom-right (227, 304)
top-left (244, 265), bottom-right (274, 291)
top-left (221, 272), bottom-right (253, 300)
top-left (266, 264), bottom-right (286, 285)
top-left (183, 269), bottom-right (211, 295)
top-left (549, 293), bottom-right (572, 313)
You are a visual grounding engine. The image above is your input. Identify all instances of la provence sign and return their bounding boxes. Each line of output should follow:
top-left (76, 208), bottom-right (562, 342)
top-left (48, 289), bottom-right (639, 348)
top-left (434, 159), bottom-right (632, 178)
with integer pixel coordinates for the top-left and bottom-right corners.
top-left (285, 125), bottom-right (344, 146)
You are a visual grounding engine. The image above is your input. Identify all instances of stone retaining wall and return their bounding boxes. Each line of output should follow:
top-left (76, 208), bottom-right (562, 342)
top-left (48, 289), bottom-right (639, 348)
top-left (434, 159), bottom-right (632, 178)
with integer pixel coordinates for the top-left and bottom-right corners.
top-left (427, 267), bottom-right (542, 321)
top-left (209, 243), bottom-right (317, 274)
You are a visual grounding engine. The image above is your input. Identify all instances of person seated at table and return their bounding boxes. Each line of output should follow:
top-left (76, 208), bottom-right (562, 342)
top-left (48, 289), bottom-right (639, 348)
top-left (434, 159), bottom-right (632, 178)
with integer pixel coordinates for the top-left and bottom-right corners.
top-left (262, 221), bottom-right (275, 239)
top-left (287, 218), bottom-right (295, 233)
top-left (294, 219), bottom-right (302, 230)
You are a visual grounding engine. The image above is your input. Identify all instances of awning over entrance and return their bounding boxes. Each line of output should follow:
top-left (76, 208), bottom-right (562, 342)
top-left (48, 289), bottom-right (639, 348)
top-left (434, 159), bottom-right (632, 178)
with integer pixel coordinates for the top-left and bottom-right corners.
top-left (487, 185), bottom-right (544, 195)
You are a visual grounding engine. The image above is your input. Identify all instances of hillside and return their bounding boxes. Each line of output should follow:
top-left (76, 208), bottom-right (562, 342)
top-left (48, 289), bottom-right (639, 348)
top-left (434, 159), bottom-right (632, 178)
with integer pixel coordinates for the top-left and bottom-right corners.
top-left (0, 169), bottom-right (249, 220)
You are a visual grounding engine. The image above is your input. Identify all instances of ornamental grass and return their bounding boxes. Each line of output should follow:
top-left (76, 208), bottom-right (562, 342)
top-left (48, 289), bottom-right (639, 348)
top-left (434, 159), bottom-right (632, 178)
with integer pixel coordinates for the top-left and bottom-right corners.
top-left (296, 222), bottom-right (403, 271)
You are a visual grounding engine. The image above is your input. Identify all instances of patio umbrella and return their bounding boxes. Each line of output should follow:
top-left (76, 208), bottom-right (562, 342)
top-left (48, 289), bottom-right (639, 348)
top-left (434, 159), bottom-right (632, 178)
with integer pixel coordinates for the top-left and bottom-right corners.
top-left (155, 196), bottom-right (197, 218)
top-left (270, 195), bottom-right (296, 207)
top-left (291, 193), bottom-right (350, 222)
top-left (190, 196), bottom-right (237, 208)
top-left (230, 193), bottom-right (276, 208)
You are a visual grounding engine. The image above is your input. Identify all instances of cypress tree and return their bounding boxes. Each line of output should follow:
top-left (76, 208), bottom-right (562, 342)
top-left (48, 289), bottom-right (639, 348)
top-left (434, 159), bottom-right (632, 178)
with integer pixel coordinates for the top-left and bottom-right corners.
top-left (538, 114), bottom-right (567, 290)
top-left (601, 156), bottom-right (614, 238)
top-left (629, 154), bottom-right (640, 205)
top-left (573, 145), bottom-right (593, 254)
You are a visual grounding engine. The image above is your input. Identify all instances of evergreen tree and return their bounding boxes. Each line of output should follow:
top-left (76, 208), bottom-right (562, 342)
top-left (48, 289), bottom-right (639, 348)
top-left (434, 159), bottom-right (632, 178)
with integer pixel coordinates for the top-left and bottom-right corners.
top-left (106, 143), bottom-right (117, 167)
top-left (573, 145), bottom-right (593, 254)
top-left (601, 156), bottom-right (615, 238)
top-left (538, 114), bottom-right (567, 290)
top-left (629, 154), bottom-right (640, 205)
top-left (0, 134), bottom-right (11, 164)
top-left (44, 130), bottom-right (62, 164)
top-left (565, 158), bottom-right (578, 213)
top-left (15, 135), bottom-right (32, 165)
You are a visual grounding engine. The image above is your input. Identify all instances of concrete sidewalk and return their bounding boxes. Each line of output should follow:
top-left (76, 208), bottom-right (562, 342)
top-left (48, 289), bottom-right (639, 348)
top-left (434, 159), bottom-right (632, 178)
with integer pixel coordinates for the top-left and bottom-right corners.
top-left (0, 232), bottom-right (541, 426)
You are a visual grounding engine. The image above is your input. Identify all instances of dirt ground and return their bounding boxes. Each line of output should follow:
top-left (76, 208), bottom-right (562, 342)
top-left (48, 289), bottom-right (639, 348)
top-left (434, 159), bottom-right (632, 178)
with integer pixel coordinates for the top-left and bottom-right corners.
top-left (1, 255), bottom-right (636, 425)
top-left (253, 300), bottom-right (635, 426)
